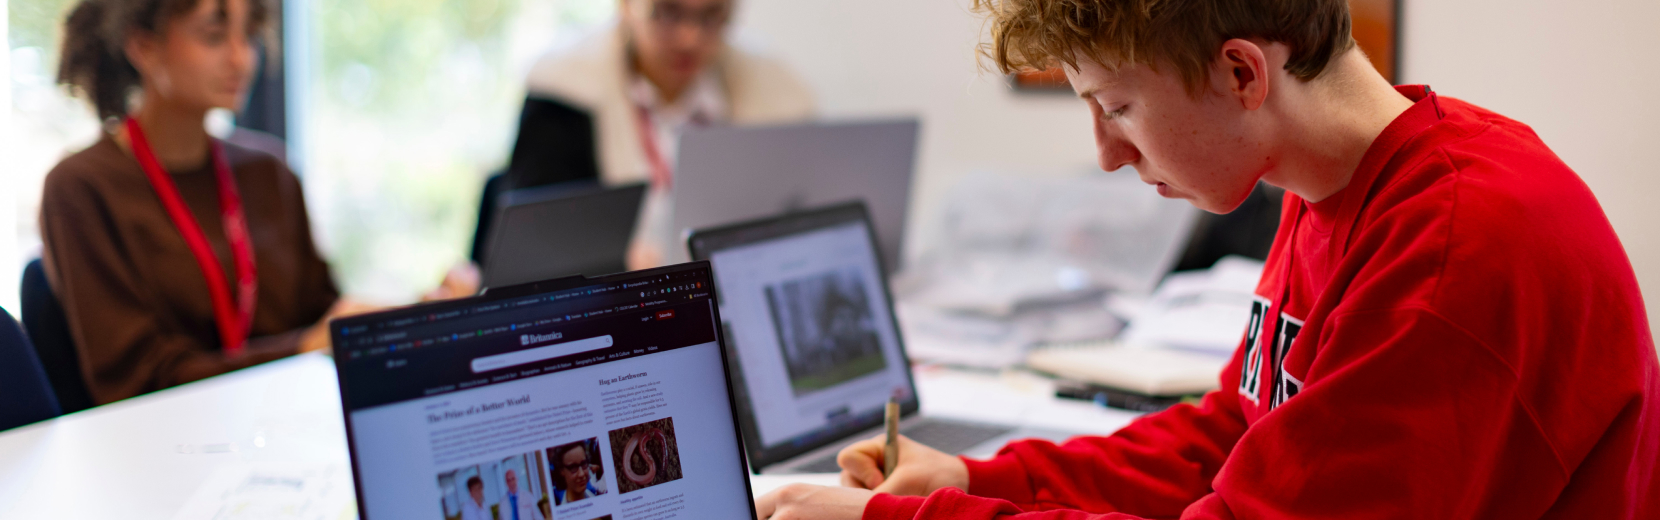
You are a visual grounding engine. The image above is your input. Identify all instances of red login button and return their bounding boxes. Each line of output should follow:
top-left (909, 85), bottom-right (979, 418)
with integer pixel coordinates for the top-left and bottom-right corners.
top-left (656, 310), bottom-right (675, 320)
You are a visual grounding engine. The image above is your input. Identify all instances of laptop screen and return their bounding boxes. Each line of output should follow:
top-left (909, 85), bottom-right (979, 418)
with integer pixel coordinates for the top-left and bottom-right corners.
top-left (332, 263), bottom-right (756, 520)
top-left (689, 203), bottom-right (919, 470)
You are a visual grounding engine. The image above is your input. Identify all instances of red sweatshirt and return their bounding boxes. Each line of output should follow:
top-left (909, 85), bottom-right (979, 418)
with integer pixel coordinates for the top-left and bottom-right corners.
top-left (865, 86), bottom-right (1660, 519)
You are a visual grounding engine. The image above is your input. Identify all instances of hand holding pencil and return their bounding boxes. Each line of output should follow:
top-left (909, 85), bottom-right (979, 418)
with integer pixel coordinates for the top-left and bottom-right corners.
top-left (834, 429), bottom-right (969, 496)
top-left (884, 398), bottom-right (901, 478)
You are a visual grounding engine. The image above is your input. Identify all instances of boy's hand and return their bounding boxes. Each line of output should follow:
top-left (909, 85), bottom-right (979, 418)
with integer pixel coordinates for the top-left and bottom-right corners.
top-left (299, 298), bottom-right (382, 354)
top-left (423, 262), bottom-right (481, 301)
top-left (755, 483), bottom-right (874, 520)
top-left (837, 434), bottom-right (969, 496)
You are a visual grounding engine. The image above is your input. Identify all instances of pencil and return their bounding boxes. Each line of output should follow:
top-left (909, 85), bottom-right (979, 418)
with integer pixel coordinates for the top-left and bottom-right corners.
top-left (883, 397), bottom-right (900, 478)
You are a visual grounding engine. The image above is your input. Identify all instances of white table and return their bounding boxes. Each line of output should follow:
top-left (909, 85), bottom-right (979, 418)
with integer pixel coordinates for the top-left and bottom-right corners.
top-left (0, 353), bottom-right (1143, 519)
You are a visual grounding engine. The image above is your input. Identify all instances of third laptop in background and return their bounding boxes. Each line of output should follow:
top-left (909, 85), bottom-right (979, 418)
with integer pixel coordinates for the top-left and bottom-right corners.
top-left (673, 119), bottom-right (919, 272)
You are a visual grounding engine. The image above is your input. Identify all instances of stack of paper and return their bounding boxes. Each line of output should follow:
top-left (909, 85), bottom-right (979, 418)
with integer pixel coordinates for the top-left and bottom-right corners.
top-left (1026, 342), bottom-right (1227, 397)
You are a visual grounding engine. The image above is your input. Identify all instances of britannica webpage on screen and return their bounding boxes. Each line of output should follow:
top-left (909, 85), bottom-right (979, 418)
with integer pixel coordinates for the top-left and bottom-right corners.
top-left (333, 266), bottom-right (752, 520)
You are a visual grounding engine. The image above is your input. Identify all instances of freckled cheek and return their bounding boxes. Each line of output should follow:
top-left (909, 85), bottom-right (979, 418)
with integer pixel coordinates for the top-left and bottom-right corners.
top-left (1135, 122), bottom-right (1187, 171)
top-left (1145, 123), bottom-right (1214, 186)
top-left (1170, 118), bottom-right (1221, 163)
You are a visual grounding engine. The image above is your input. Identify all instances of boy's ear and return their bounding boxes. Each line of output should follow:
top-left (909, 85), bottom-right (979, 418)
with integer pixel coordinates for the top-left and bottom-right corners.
top-left (1214, 38), bottom-right (1270, 111)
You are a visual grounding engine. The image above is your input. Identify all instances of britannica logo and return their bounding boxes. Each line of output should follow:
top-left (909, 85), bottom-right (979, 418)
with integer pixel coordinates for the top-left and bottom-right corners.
top-left (520, 332), bottom-right (563, 346)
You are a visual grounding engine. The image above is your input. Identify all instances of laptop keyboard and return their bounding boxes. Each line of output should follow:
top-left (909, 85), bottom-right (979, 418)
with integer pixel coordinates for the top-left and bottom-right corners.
top-left (797, 455), bottom-right (847, 474)
top-left (794, 419), bottom-right (1013, 473)
top-left (904, 420), bottom-right (1014, 453)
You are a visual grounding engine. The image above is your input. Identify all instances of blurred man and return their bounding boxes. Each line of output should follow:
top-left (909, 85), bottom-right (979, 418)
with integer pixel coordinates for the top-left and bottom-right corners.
top-left (756, 0), bottom-right (1660, 518)
top-left (489, 0), bottom-right (814, 269)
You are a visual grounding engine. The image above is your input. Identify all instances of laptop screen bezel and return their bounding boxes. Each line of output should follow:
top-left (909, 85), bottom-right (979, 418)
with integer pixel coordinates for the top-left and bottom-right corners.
top-left (687, 201), bottom-right (922, 473)
top-left (330, 262), bottom-right (759, 519)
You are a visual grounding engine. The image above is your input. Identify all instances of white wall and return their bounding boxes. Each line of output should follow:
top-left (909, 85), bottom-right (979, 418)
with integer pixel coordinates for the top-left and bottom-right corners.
top-left (741, 0), bottom-right (1660, 334)
top-left (736, 0), bottom-right (1102, 259)
top-left (1401, 0), bottom-right (1660, 333)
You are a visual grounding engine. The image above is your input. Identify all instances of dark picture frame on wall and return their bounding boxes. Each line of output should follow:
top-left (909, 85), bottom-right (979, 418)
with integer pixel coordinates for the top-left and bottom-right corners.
top-left (1010, 0), bottom-right (1401, 92)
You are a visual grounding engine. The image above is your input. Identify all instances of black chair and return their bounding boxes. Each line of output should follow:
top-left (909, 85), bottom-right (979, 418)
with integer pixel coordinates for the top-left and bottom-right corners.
top-left (473, 96), bottom-right (603, 264)
top-left (0, 305), bottom-right (60, 431)
top-left (506, 96), bottom-right (599, 190)
top-left (1171, 182), bottom-right (1285, 272)
top-left (471, 172), bottom-right (508, 264)
top-left (21, 259), bottom-right (95, 414)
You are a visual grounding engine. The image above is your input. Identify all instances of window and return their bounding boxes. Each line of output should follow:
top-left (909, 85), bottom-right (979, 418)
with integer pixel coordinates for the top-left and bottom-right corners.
top-left (6, 0), bottom-right (103, 312)
top-left (4, 0), bottom-right (616, 312)
top-left (294, 0), bottom-right (615, 302)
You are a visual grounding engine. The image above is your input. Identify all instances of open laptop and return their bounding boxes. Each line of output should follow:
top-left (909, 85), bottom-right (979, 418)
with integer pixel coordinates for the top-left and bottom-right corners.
top-left (672, 119), bottom-right (919, 271)
top-left (481, 182), bottom-right (647, 288)
top-left (332, 263), bottom-right (758, 519)
top-left (689, 202), bottom-right (1061, 474)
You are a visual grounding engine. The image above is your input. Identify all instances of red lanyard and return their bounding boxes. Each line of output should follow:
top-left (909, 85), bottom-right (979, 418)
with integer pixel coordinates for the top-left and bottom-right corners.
top-left (125, 117), bottom-right (258, 357)
top-left (633, 105), bottom-right (675, 190)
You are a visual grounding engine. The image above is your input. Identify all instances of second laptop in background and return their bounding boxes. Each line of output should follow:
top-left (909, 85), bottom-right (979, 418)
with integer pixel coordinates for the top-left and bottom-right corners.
top-left (481, 182), bottom-right (647, 289)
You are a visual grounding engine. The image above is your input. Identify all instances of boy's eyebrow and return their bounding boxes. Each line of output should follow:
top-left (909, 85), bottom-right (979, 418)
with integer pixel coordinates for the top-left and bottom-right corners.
top-left (1073, 68), bottom-right (1124, 100)
top-left (1074, 77), bottom-right (1119, 100)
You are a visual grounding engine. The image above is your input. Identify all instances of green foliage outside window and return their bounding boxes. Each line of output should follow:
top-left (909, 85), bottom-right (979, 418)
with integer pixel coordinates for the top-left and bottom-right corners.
top-left (7, 0), bottom-right (614, 304)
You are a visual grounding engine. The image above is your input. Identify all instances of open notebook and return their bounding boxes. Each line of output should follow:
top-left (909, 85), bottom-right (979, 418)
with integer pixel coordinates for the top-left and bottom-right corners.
top-left (1026, 342), bottom-right (1228, 397)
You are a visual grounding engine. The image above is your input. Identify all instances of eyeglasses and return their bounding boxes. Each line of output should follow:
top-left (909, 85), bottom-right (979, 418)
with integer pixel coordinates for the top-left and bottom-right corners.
top-left (641, 0), bottom-right (730, 32)
top-left (560, 460), bottom-right (591, 473)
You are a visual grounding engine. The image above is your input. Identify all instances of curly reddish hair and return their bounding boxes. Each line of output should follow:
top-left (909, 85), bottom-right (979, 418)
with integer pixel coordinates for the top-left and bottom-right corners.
top-left (974, 0), bottom-right (1356, 94)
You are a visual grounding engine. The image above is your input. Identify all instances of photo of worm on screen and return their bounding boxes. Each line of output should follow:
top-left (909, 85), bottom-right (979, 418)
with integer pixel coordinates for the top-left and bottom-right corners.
top-left (608, 417), bottom-right (683, 494)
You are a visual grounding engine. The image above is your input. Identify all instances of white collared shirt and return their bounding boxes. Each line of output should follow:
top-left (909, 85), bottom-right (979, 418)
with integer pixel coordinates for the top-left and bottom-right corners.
top-left (626, 68), bottom-right (729, 175)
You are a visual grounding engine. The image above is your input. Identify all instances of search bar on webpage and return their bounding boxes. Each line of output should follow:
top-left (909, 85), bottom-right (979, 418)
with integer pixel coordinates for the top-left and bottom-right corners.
top-left (471, 335), bottom-right (614, 373)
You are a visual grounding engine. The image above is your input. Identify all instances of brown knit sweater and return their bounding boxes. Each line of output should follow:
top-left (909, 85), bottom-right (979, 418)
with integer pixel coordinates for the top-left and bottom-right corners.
top-left (40, 133), bottom-right (338, 404)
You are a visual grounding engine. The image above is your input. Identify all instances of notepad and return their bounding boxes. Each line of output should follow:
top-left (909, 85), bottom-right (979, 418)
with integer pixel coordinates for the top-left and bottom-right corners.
top-left (1026, 342), bottom-right (1227, 397)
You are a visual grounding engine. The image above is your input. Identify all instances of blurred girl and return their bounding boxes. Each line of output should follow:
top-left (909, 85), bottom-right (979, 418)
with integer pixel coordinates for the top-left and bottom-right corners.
top-left (43, 0), bottom-right (388, 404)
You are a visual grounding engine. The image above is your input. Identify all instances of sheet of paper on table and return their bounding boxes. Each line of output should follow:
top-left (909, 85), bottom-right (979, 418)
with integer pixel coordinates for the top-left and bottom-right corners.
top-left (894, 170), bottom-right (1198, 369)
top-left (170, 462), bottom-right (356, 520)
top-left (905, 170), bottom-right (1199, 310)
top-left (1117, 255), bottom-right (1264, 356)
top-left (1026, 342), bottom-right (1227, 396)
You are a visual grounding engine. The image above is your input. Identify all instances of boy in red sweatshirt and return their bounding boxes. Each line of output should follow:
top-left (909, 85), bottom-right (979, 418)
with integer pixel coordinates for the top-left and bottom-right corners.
top-left (755, 0), bottom-right (1660, 518)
